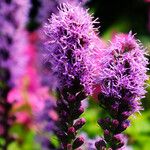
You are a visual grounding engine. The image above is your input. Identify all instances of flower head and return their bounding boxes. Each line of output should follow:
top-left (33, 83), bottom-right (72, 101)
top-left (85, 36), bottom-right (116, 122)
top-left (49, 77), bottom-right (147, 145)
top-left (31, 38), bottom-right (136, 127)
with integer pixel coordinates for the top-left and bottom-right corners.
top-left (44, 3), bottom-right (99, 94)
top-left (97, 32), bottom-right (149, 112)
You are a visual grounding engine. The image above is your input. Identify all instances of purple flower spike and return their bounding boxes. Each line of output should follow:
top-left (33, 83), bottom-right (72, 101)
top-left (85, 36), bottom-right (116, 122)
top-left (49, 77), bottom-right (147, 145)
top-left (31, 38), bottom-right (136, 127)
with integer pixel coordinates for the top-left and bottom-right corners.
top-left (0, 0), bottom-right (30, 149)
top-left (44, 3), bottom-right (99, 149)
top-left (95, 32), bottom-right (149, 150)
top-left (99, 32), bottom-right (148, 113)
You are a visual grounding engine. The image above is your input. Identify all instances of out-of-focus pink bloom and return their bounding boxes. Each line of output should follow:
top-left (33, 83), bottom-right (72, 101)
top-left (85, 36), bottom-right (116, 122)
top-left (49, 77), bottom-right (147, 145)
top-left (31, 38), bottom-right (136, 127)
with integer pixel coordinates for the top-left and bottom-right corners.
top-left (15, 112), bottom-right (32, 126)
top-left (7, 32), bottom-right (52, 127)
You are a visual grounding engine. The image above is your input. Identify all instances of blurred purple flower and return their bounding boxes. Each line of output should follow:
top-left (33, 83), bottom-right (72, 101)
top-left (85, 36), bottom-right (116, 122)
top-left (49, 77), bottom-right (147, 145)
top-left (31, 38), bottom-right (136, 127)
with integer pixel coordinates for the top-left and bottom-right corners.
top-left (35, 98), bottom-right (58, 150)
top-left (0, 0), bottom-right (30, 84)
top-left (0, 0), bottom-right (30, 32)
top-left (0, 1), bottom-right (30, 149)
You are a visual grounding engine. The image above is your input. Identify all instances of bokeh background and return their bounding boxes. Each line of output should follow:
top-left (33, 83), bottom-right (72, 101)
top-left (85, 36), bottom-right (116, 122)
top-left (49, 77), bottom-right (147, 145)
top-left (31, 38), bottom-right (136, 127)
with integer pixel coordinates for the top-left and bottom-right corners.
top-left (0, 0), bottom-right (150, 150)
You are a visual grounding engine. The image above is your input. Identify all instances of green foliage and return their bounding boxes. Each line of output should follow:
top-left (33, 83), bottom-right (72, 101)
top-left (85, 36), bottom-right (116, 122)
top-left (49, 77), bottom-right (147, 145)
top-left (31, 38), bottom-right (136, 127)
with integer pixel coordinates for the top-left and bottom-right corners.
top-left (8, 124), bottom-right (40, 150)
top-left (81, 98), bottom-right (103, 138)
top-left (125, 111), bottom-right (150, 150)
top-left (50, 134), bottom-right (60, 148)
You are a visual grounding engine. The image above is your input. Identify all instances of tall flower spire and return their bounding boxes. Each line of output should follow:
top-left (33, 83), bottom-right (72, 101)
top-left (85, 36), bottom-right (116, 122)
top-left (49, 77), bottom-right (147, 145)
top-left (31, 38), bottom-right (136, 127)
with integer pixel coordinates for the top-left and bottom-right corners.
top-left (44, 2), bottom-right (99, 149)
top-left (95, 32), bottom-right (149, 150)
top-left (0, 0), bottom-right (30, 149)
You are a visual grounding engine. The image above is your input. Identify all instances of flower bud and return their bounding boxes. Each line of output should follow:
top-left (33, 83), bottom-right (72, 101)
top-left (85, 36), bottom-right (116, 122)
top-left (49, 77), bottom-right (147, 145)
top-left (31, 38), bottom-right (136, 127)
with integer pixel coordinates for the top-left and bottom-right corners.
top-left (110, 103), bottom-right (119, 117)
top-left (104, 129), bottom-right (111, 141)
top-left (97, 119), bottom-right (106, 130)
top-left (111, 119), bottom-right (119, 131)
top-left (72, 136), bottom-right (84, 149)
top-left (73, 107), bottom-right (84, 119)
top-left (95, 139), bottom-right (106, 150)
top-left (67, 144), bottom-right (72, 150)
top-left (73, 118), bottom-right (86, 130)
top-left (121, 111), bottom-right (131, 120)
top-left (117, 120), bottom-right (130, 133)
top-left (57, 131), bottom-right (67, 143)
top-left (67, 127), bottom-right (76, 139)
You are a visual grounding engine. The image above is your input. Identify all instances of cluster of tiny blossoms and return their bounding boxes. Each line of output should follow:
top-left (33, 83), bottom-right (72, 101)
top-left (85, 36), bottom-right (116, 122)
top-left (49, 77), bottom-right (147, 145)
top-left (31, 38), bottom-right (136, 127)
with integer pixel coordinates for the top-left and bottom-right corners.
top-left (98, 33), bottom-right (148, 113)
top-left (44, 2), bottom-right (100, 149)
top-left (43, 1), bottom-right (148, 150)
top-left (95, 33), bottom-right (149, 150)
top-left (33, 0), bottom-right (89, 90)
top-left (44, 2), bottom-right (98, 94)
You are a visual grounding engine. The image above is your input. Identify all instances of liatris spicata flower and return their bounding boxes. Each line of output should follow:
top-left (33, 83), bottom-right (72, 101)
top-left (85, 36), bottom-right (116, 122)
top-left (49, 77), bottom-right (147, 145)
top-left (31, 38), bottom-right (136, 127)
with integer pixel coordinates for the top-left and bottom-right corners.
top-left (0, 0), bottom-right (30, 149)
top-left (44, 3), bottom-right (99, 149)
top-left (95, 32), bottom-right (149, 150)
